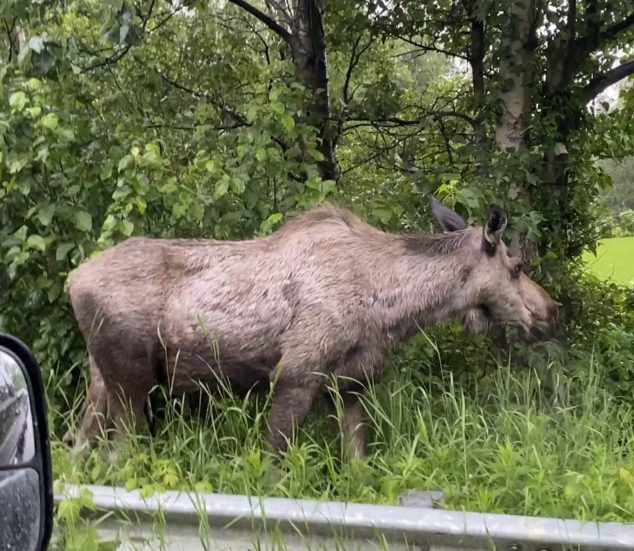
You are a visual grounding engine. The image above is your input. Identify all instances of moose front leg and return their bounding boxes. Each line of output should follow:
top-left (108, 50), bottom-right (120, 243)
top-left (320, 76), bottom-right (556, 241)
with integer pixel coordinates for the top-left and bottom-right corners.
top-left (266, 380), bottom-right (320, 454)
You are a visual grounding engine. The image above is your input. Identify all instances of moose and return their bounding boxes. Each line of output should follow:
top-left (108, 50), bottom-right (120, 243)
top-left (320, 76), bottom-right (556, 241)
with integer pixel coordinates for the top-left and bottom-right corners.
top-left (63, 199), bottom-right (558, 459)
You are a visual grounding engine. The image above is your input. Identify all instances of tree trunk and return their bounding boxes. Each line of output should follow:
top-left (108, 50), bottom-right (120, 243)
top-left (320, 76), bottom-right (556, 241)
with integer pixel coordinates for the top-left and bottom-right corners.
top-left (228, 0), bottom-right (337, 181)
top-left (290, 0), bottom-right (337, 181)
top-left (462, 0), bottom-right (487, 148)
top-left (495, 1), bottom-right (536, 151)
top-left (5, 20), bottom-right (25, 62)
top-left (495, 0), bottom-right (538, 265)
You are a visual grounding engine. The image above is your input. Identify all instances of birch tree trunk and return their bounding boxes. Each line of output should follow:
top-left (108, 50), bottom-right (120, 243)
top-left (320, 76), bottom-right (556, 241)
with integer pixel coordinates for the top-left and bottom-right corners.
top-left (495, 0), bottom-right (539, 264)
top-left (495, 0), bottom-right (536, 151)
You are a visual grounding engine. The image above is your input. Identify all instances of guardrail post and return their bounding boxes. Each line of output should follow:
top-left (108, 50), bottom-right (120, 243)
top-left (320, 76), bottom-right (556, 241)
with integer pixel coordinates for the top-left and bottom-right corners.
top-left (398, 490), bottom-right (445, 509)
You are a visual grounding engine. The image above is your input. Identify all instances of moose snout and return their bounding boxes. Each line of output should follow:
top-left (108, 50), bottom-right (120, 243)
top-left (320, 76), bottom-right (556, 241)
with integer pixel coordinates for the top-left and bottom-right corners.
top-left (519, 274), bottom-right (560, 342)
top-left (528, 299), bottom-right (560, 341)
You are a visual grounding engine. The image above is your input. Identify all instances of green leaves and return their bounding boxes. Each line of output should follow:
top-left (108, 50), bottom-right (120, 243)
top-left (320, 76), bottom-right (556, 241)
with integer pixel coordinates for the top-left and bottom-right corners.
top-left (214, 177), bottom-right (229, 200)
top-left (56, 243), bottom-right (74, 261)
top-left (259, 212), bottom-right (284, 234)
top-left (41, 113), bottom-right (59, 130)
top-left (280, 113), bottom-right (295, 132)
top-left (118, 154), bottom-right (133, 172)
top-left (118, 219), bottom-right (134, 237)
top-left (26, 234), bottom-right (47, 251)
top-left (159, 181), bottom-right (178, 194)
top-left (9, 91), bottom-right (28, 112)
top-left (370, 197), bottom-right (405, 227)
top-left (100, 161), bottom-right (114, 181)
top-left (74, 211), bottom-right (92, 232)
top-left (37, 204), bottom-right (55, 226)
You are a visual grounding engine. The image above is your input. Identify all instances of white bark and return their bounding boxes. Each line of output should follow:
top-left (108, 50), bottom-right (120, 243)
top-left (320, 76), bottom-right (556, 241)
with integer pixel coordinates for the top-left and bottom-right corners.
top-left (495, 0), bottom-right (537, 152)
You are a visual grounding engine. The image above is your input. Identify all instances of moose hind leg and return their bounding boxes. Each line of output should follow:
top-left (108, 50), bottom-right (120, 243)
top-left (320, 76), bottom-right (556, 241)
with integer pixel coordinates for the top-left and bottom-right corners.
top-left (86, 339), bottom-right (157, 443)
top-left (106, 377), bottom-right (151, 442)
top-left (266, 376), bottom-right (321, 454)
top-left (63, 355), bottom-right (109, 450)
top-left (343, 391), bottom-right (368, 461)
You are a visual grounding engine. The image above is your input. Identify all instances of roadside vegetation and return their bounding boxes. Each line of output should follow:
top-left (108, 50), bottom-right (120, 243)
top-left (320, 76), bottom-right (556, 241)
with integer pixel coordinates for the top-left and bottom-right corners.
top-left (51, 320), bottom-right (634, 522)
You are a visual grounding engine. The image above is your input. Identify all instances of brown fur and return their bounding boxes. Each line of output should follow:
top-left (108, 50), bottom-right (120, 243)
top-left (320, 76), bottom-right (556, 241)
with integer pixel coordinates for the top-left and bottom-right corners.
top-left (64, 202), bottom-right (558, 457)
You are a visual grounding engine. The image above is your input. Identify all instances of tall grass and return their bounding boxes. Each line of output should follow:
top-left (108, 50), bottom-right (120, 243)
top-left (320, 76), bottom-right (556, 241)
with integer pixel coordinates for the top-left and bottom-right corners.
top-left (49, 332), bottom-right (634, 524)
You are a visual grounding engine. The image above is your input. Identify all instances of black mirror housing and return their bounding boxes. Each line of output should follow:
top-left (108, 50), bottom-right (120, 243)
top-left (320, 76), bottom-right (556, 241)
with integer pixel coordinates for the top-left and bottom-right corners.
top-left (0, 333), bottom-right (54, 551)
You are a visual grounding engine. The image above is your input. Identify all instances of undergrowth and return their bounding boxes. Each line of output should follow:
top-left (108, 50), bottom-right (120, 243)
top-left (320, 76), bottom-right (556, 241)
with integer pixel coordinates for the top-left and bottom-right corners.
top-left (50, 330), bottom-right (634, 524)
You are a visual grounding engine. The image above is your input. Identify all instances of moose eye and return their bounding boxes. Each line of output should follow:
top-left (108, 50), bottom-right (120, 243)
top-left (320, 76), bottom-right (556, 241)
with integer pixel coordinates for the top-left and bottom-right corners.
top-left (512, 262), bottom-right (523, 278)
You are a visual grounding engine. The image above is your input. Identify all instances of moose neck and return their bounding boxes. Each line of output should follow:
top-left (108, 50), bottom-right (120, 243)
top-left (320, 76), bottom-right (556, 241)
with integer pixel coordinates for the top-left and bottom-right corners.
top-left (374, 233), bottom-right (477, 343)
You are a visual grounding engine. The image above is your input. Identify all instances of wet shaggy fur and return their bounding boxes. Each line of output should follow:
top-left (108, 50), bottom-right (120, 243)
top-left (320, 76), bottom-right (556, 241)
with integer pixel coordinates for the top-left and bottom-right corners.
top-left (65, 203), bottom-right (558, 457)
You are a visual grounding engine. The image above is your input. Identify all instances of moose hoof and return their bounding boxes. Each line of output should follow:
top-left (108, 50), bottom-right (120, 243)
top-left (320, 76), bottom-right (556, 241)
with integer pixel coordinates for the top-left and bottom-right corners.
top-left (61, 430), bottom-right (75, 447)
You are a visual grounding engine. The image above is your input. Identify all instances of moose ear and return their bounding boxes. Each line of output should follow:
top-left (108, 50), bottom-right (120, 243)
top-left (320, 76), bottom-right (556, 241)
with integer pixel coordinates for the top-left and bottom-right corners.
top-left (430, 198), bottom-right (467, 233)
top-left (483, 204), bottom-right (507, 252)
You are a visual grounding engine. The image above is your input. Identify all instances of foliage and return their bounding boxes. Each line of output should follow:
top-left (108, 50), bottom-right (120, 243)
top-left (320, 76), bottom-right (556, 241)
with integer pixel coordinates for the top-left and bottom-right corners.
top-left (371, 0), bottom-right (634, 263)
top-left (51, 484), bottom-right (110, 551)
top-left (0, 1), bottom-right (340, 402)
top-left (613, 211), bottom-right (634, 237)
top-left (597, 157), bottom-right (634, 215)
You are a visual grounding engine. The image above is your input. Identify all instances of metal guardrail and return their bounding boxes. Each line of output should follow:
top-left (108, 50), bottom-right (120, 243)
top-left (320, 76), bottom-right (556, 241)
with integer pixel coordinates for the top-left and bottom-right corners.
top-left (54, 484), bottom-right (634, 551)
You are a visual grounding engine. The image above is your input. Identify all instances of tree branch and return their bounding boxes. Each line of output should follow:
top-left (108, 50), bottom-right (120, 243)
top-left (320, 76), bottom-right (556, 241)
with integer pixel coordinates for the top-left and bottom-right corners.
top-left (601, 11), bottom-right (634, 41)
top-left (227, 0), bottom-right (292, 43)
top-left (144, 0), bottom-right (157, 25)
top-left (345, 111), bottom-right (477, 129)
top-left (436, 116), bottom-right (454, 165)
top-left (146, 122), bottom-right (245, 132)
top-left (265, 0), bottom-right (292, 26)
top-left (154, 68), bottom-right (251, 126)
top-left (81, 0), bottom-right (194, 73)
top-left (583, 58), bottom-right (634, 101)
top-left (585, 0), bottom-right (600, 42)
top-left (568, 0), bottom-right (576, 42)
top-left (394, 35), bottom-right (469, 61)
top-left (81, 45), bottom-right (132, 73)
top-left (343, 34), bottom-right (374, 106)
top-left (572, 8), bottom-right (634, 58)
top-left (461, 0), bottom-right (487, 146)
top-left (154, 66), bottom-right (293, 151)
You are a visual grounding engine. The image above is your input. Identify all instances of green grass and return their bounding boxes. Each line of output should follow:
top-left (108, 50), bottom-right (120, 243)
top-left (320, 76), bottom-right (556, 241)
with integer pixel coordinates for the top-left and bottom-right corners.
top-left (49, 335), bottom-right (634, 527)
top-left (583, 237), bottom-right (634, 287)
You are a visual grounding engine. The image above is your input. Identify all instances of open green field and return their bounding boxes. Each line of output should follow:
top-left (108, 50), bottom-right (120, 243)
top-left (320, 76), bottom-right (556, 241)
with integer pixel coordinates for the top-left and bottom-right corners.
top-left (583, 237), bottom-right (634, 287)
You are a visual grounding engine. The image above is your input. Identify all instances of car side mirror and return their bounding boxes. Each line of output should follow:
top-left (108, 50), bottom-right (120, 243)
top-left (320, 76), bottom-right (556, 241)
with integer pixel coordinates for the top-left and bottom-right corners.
top-left (0, 333), bottom-right (53, 551)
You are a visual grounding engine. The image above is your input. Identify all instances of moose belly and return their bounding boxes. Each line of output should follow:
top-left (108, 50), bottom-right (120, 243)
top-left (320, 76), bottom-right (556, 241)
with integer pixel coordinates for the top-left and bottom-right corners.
top-left (160, 326), bottom-right (283, 396)
top-left (159, 274), bottom-right (294, 393)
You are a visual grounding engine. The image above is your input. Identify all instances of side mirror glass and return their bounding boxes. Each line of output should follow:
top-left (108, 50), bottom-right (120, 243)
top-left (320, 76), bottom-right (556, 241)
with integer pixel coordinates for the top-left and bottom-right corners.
top-left (0, 350), bottom-right (35, 465)
top-left (0, 333), bottom-right (53, 551)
